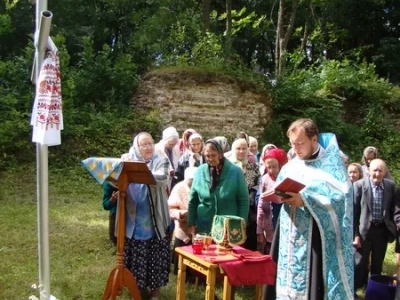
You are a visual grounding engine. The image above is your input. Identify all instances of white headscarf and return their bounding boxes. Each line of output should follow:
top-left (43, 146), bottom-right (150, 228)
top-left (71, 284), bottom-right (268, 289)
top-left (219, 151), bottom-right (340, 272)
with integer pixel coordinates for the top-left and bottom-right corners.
top-left (229, 138), bottom-right (248, 171)
top-left (127, 132), bottom-right (156, 162)
top-left (162, 126), bottom-right (179, 140)
top-left (188, 133), bottom-right (204, 167)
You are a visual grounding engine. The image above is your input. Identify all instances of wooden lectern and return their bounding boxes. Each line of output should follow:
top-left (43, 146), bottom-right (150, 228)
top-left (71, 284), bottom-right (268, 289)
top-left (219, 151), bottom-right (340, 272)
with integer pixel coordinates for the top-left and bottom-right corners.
top-left (102, 161), bottom-right (156, 300)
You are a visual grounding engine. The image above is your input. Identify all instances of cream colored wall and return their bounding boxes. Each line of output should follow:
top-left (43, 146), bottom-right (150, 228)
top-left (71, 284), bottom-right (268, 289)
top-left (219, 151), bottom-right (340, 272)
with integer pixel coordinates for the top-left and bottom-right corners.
top-left (133, 72), bottom-right (272, 140)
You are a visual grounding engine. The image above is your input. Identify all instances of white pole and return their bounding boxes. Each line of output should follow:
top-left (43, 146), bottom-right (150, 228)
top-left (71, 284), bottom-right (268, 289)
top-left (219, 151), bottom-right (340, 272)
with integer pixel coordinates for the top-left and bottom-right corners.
top-left (34, 1), bottom-right (52, 299)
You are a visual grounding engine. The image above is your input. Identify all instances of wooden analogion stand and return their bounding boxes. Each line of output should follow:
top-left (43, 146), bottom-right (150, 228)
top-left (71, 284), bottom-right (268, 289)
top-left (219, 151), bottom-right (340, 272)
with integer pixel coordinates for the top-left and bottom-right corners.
top-left (82, 158), bottom-right (155, 300)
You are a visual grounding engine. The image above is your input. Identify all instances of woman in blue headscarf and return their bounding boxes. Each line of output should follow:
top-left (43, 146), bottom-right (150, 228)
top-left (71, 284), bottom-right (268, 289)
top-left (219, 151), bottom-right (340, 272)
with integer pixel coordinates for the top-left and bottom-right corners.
top-left (123, 132), bottom-right (171, 300)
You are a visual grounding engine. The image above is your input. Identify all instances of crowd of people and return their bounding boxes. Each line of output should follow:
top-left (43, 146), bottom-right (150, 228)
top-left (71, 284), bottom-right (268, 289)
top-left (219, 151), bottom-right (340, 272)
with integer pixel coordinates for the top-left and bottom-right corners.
top-left (100, 119), bottom-right (400, 300)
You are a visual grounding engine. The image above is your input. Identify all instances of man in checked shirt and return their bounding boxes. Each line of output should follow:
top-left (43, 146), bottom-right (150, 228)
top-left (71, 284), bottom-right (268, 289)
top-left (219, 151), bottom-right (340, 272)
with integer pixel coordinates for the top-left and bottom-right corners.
top-left (353, 158), bottom-right (397, 296)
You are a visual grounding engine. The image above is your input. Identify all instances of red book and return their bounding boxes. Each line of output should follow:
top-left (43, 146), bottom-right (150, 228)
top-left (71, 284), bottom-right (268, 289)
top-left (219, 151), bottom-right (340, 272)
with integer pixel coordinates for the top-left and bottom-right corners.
top-left (266, 177), bottom-right (306, 199)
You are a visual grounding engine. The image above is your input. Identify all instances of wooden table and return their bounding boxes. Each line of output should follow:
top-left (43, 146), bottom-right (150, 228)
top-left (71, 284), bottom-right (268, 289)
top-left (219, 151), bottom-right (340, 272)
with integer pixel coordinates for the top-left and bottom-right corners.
top-left (175, 246), bottom-right (263, 300)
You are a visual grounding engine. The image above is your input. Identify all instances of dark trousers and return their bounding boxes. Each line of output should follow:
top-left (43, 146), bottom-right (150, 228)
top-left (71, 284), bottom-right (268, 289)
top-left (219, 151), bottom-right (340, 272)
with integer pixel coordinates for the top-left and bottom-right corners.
top-left (354, 224), bottom-right (388, 290)
top-left (244, 221), bottom-right (258, 251)
top-left (109, 213), bottom-right (117, 246)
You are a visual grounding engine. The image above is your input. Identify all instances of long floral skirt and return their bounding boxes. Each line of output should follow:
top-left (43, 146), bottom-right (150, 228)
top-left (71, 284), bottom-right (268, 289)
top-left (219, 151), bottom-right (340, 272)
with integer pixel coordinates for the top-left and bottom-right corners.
top-left (124, 236), bottom-right (170, 291)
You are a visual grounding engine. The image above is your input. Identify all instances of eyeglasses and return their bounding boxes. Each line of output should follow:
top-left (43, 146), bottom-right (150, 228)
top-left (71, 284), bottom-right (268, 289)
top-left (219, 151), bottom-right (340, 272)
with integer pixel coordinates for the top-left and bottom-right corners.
top-left (139, 143), bottom-right (154, 149)
top-left (289, 141), bottom-right (306, 147)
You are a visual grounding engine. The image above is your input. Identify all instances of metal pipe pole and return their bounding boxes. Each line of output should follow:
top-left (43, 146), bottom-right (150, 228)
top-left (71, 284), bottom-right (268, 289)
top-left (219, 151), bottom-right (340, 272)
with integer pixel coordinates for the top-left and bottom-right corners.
top-left (34, 4), bottom-right (52, 300)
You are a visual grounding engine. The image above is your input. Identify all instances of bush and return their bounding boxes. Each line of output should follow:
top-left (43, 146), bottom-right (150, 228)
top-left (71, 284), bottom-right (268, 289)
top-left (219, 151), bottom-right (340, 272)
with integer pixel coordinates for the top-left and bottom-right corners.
top-left (262, 59), bottom-right (400, 183)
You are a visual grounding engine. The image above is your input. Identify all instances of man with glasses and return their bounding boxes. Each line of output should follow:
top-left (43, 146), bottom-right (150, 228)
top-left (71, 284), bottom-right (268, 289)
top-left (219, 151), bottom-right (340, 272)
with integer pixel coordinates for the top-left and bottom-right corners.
top-left (264, 118), bottom-right (354, 300)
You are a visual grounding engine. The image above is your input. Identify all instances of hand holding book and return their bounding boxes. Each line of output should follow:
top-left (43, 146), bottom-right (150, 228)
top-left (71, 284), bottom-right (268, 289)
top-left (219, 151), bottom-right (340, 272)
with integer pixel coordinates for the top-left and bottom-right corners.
top-left (262, 177), bottom-right (305, 204)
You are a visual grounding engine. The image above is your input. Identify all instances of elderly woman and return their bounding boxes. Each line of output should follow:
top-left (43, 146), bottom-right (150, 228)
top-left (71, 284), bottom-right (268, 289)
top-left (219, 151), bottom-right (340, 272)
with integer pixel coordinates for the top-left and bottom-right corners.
top-left (168, 167), bottom-right (197, 274)
top-left (348, 163), bottom-right (363, 183)
top-left (361, 146), bottom-right (392, 180)
top-left (259, 143), bottom-right (277, 175)
top-left (249, 136), bottom-right (260, 162)
top-left (124, 132), bottom-right (171, 300)
top-left (213, 136), bottom-right (231, 153)
top-left (228, 138), bottom-right (260, 250)
top-left (154, 126), bottom-right (181, 190)
top-left (178, 128), bottom-right (197, 155)
top-left (188, 139), bottom-right (249, 236)
top-left (257, 148), bottom-right (288, 251)
top-left (175, 133), bottom-right (204, 182)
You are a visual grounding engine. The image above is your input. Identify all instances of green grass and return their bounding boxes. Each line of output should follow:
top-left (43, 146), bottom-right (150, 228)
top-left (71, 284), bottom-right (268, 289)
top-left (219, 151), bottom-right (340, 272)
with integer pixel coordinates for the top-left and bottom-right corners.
top-left (0, 165), bottom-right (397, 299)
top-left (0, 166), bottom-right (256, 299)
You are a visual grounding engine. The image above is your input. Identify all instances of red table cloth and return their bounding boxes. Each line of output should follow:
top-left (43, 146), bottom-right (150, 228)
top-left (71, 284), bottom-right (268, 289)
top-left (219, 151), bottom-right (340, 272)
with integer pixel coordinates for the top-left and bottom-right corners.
top-left (178, 245), bottom-right (276, 286)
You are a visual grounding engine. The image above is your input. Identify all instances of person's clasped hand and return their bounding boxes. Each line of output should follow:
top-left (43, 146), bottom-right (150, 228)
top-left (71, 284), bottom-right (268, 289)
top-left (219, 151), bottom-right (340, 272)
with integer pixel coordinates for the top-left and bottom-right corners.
top-left (353, 236), bottom-right (361, 249)
top-left (178, 211), bottom-right (188, 223)
top-left (257, 234), bottom-right (265, 246)
top-left (282, 192), bottom-right (304, 207)
top-left (110, 191), bottom-right (119, 203)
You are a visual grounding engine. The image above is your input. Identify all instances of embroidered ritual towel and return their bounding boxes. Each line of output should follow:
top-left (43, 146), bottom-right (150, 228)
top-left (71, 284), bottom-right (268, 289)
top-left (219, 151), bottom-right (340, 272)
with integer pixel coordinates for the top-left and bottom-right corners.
top-left (31, 37), bottom-right (63, 146)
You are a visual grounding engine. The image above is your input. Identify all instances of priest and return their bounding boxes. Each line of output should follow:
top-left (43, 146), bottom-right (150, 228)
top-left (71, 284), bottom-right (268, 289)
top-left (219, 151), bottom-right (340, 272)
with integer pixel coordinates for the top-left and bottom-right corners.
top-left (264, 118), bottom-right (354, 300)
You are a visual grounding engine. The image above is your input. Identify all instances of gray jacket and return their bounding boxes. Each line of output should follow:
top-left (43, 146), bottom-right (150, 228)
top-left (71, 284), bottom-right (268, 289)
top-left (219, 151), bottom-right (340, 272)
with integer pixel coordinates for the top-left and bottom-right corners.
top-left (354, 177), bottom-right (396, 242)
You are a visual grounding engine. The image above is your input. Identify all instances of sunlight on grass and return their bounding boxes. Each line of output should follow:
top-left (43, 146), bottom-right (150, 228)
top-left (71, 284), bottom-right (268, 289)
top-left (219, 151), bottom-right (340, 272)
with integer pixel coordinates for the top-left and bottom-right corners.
top-left (0, 166), bottom-right (398, 299)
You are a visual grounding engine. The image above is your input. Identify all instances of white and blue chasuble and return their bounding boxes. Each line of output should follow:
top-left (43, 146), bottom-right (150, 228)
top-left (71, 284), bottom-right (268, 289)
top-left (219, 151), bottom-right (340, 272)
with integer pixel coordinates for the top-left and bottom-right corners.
top-left (276, 133), bottom-right (354, 300)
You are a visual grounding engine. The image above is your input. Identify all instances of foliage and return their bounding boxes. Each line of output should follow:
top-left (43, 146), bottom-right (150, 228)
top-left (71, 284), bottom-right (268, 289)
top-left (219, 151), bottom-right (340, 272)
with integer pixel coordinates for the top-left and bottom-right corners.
top-left (0, 33), bottom-right (158, 170)
top-left (0, 0), bottom-right (400, 179)
top-left (263, 57), bottom-right (400, 182)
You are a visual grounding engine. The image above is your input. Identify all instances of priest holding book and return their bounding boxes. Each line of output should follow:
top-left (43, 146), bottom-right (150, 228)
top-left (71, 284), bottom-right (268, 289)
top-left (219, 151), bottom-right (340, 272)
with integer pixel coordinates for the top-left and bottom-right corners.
top-left (264, 118), bottom-right (354, 300)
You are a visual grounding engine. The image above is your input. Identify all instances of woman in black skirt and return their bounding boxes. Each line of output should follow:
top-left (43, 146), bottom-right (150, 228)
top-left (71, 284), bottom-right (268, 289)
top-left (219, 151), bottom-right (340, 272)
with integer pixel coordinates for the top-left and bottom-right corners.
top-left (123, 132), bottom-right (172, 300)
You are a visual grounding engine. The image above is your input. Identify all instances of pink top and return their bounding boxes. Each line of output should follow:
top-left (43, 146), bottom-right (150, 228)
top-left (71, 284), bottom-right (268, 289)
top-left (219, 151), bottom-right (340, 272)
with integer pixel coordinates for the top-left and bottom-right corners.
top-left (168, 181), bottom-right (191, 243)
top-left (256, 173), bottom-right (277, 242)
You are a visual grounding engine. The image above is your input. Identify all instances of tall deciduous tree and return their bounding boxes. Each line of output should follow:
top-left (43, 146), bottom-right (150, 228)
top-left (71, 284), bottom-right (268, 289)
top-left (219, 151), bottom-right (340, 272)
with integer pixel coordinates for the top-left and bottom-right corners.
top-left (275, 0), bottom-right (298, 75)
top-left (225, 0), bottom-right (232, 59)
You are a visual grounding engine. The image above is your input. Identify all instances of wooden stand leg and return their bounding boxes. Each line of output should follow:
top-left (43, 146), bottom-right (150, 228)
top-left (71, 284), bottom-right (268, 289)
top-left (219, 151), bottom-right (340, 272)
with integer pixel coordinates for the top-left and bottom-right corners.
top-left (205, 269), bottom-right (216, 300)
top-left (222, 276), bottom-right (232, 300)
top-left (255, 284), bottom-right (263, 300)
top-left (102, 183), bottom-right (142, 300)
top-left (176, 254), bottom-right (187, 300)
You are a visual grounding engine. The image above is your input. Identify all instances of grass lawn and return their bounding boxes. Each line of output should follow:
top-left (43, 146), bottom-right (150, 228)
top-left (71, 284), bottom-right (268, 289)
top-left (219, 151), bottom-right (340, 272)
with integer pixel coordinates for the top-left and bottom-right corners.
top-left (0, 166), bottom-right (255, 299)
top-left (0, 165), bottom-right (397, 299)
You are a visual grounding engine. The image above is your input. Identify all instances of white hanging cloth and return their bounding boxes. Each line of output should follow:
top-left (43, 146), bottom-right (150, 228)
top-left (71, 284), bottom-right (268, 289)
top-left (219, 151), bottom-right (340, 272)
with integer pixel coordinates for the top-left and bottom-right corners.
top-left (31, 37), bottom-right (63, 146)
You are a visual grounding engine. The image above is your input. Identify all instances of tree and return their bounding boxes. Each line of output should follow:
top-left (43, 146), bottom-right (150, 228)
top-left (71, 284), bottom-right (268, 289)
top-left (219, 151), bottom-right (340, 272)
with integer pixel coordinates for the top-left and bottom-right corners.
top-left (275, 0), bottom-right (298, 75)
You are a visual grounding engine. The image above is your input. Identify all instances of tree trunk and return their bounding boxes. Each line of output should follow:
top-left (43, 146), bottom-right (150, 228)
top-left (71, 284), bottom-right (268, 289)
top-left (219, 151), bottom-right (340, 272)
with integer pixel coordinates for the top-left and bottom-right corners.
top-left (225, 0), bottom-right (232, 60)
top-left (202, 0), bottom-right (211, 33)
top-left (300, 1), bottom-right (310, 54)
top-left (275, 0), bottom-right (284, 75)
top-left (276, 0), bottom-right (299, 75)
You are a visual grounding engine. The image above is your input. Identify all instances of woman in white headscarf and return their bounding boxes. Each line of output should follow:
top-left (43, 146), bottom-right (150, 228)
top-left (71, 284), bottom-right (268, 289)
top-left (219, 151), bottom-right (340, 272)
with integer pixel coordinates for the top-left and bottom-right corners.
top-left (229, 138), bottom-right (260, 251)
top-left (168, 167), bottom-right (198, 275)
top-left (124, 132), bottom-right (171, 300)
top-left (175, 133), bottom-right (204, 183)
top-left (154, 126), bottom-right (182, 191)
top-left (361, 146), bottom-right (393, 180)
